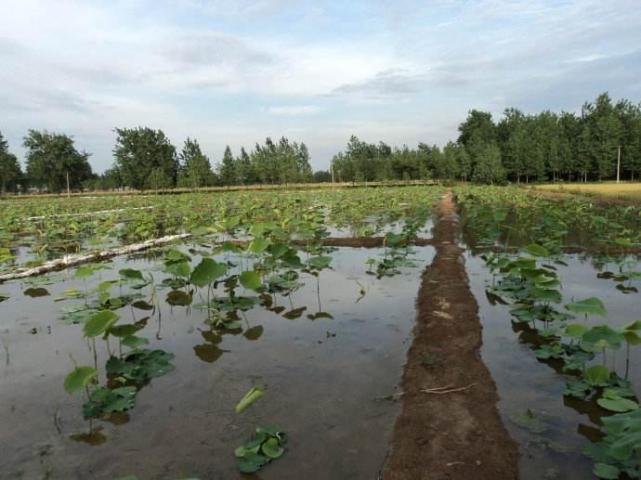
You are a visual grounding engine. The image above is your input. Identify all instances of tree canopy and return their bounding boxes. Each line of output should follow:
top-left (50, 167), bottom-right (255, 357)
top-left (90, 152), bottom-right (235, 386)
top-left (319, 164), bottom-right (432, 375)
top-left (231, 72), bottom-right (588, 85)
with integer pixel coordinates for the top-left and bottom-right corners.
top-left (0, 131), bottom-right (22, 193)
top-left (23, 130), bottom-right (92, 192)
top-left (113, 127), bottom-right (178, 190)
top-left (330, 92), bottom-right (641, 184)
top-left (177, 138), bottom-right (215, 188)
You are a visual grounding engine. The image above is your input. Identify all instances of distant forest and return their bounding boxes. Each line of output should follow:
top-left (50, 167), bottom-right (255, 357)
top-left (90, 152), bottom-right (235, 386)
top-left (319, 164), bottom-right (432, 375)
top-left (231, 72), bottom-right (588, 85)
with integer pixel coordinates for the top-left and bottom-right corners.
top-left (332, 92), bottom-right (641, 185)
top-left (1, 92), bottom-right (640, 193)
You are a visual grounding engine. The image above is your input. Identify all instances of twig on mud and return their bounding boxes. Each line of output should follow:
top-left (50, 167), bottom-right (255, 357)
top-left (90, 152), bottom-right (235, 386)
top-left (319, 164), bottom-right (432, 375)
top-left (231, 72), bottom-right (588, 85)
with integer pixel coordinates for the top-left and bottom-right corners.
top-left (374, 383), bottom-right (476, 401)
top-left (53, 409), bottom-right (62, 434)
top-left (421, 383), bottom-right (476, 395)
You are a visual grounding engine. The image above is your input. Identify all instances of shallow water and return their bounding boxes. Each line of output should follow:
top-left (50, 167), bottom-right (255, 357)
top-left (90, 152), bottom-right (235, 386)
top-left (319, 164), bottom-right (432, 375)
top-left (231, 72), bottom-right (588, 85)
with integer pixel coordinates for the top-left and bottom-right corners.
top-left (0, 246), bottom-right (434, 480)
top-left (467, 252), bottom-right (641, 480)
top-left (325, 218), bottom-right (434, 239)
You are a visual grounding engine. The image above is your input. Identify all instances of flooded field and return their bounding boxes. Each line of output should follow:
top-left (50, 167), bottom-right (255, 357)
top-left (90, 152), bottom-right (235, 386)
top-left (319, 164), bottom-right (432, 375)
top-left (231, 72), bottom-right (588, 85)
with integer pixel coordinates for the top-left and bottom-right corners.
top-left (3, 184), bottom-right (641, 479)
top-left (458, 186), bottom-right (641, 480)
top-left (470, 253), bottom-right (641, 479)
top-left (0, 247), bottom-right (435, 479)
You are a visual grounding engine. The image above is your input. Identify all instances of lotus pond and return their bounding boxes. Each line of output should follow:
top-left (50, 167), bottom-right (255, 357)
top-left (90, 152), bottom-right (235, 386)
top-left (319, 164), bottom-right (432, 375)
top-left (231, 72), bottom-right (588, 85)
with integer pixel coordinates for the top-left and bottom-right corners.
top-left (458, 186), bottom-right (641, 480)
top-left (0, 186), bottom-right (441, 479)
top-left (2, 185), bottom-right (641, 479)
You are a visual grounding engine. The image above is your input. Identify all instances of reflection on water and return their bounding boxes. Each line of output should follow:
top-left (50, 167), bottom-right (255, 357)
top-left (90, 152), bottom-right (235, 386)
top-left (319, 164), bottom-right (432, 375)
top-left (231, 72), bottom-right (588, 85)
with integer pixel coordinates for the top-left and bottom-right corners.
top-left (0, 246), bottom-right (434, 480)
top-left (467, 252), bottom-right (641, 480)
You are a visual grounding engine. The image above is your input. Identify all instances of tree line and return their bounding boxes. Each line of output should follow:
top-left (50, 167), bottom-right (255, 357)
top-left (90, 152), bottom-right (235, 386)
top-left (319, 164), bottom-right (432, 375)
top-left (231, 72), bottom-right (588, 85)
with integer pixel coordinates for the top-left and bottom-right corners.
top-left (107, 129), bottom-right (316, 190)
top-left (0, 128), bottom-right (320, 193)
top-left (331, 92), bottom-right (641, 184)
top-left (1, 92), bottom-right (640, 193)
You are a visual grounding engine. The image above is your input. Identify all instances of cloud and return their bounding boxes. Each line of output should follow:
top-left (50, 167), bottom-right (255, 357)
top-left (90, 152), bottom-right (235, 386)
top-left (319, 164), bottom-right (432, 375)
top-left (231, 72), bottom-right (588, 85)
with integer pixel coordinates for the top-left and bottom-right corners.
top-left (177, 0), bottom-right (295, 17)
top-left (162, 32), bottom-right (274, 68)
top-left (266, 105), bottom-right (322, 116)
top-left (332, 69), bottom-right (427, 98)
top-left (0, 87), bottom-right (89, 114)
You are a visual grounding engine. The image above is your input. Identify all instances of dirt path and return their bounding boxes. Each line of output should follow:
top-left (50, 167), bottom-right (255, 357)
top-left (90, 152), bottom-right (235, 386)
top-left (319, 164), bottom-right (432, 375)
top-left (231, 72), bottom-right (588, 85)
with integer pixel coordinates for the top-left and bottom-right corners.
top-left (383, 190), bottom-right (519, 480)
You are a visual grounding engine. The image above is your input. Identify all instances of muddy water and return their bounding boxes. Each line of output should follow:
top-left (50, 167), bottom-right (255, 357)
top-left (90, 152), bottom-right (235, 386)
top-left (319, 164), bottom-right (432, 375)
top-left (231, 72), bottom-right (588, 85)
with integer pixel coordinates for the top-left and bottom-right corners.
top-left (466, 252), bottom-right (641, 480)
top-left (0, 246), bottom-right (434, 480)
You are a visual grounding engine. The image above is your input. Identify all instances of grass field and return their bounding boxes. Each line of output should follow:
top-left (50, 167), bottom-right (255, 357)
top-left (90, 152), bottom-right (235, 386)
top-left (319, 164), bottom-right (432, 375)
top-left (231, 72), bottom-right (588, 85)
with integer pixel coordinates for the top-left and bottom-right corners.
top-left (534, 182), bottom-right (641, 201)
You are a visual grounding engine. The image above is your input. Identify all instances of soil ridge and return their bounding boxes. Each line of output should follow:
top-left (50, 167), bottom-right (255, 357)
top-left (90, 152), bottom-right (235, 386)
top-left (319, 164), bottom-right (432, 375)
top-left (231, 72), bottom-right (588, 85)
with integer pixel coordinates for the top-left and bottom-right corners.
top-left (382, 190), bottom-right (519, 480)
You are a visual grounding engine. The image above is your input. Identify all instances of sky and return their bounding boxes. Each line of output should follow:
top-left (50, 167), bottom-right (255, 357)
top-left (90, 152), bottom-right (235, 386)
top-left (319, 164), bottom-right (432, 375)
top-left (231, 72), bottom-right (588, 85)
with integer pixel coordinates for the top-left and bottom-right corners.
top-left (1, 0), bottom-right (641, 173)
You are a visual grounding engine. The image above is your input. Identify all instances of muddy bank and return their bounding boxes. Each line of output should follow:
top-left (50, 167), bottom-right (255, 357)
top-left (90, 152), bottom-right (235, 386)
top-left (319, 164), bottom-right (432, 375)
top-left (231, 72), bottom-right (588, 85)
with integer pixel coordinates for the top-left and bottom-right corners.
top-left (383, 191), bottom-right (519, 480)
top-left (529, 187), bottom-right (641, 206)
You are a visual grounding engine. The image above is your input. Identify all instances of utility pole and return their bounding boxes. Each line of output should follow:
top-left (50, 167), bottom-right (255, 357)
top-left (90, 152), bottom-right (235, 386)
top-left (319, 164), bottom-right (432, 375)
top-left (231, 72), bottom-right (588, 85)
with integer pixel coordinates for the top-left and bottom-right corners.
top-left (616, 145), bottom-right (621, 184)
top-left (66, 171), bottom-right (71, 198)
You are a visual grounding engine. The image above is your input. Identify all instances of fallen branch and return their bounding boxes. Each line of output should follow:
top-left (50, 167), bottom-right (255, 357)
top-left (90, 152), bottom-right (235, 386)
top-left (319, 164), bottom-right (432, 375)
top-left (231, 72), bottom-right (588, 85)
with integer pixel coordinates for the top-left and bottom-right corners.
top-left (0, 234), bottom-right (435, 283)
top-left (23, 206), bottom-right (155, 222)
top-left (0, 233), bottom-right (191, 283)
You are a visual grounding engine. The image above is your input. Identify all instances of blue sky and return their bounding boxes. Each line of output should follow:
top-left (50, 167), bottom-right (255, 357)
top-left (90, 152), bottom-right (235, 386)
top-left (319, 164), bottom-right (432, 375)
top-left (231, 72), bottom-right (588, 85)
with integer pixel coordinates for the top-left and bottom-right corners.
top-left (2, 0), bottom-right (641, 173)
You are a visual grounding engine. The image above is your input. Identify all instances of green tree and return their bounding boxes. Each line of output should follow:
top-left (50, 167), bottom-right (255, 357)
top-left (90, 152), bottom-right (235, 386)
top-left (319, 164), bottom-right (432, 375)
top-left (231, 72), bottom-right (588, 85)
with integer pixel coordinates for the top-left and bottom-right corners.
top-left (576, 125), bottom-right (593, 182)
top-left (330, 152), bottom-right (352, 182)
top-left (313, 170), bottom-right (332, 182)
top-left (472, 144), bottom-right (505, 184)
top-left (0, 132), bottom-right (22, 193)
top-left (278, 137), bottom-right (299, 183)
top-left (177, 138), bottom-right (213, 188)
top-left (497, 108), bottom-right (526, 182)
top-left (236, 147), bottom-right (254, 184)
top-left (148, 167), bottom-right (173, 191)
top-left (558, 112), bottom-right (580, 181)
top-left (582, 93), bottom-right (622, 180)
top-left (99, 167), bottom-right (123, 190)
top-left (458, 110), bottom-right (497, 147)
top-left (23, 130), bottom-right (92, 192)
top-left (538, 111), bottom-right (560, 182)
top-left (297, 142), bottom-right (313, 182)
top-left (441, 142), bottom-right (461, 180)
top-left (456, 145), bottom-right (472, 181)
top-left (616, 100), bottom-right (641, 181)
top-left (113, 127), bottom-right (178, 190)
top-left (524, 115), bottom-right (547, 182)
top-left (218, 146), bottom-right (236, 185)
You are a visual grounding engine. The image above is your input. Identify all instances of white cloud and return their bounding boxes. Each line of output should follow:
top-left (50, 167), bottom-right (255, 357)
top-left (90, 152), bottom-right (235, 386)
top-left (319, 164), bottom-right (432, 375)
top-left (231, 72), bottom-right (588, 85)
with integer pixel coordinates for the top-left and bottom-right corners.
top-left (265, 105), bottom-right (322, 116)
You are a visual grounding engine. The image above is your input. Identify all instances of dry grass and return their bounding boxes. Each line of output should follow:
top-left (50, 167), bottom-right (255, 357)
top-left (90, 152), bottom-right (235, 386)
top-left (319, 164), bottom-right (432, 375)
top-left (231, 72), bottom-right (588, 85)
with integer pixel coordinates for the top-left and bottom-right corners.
top-left (534, 182), bottom-right (641, 201)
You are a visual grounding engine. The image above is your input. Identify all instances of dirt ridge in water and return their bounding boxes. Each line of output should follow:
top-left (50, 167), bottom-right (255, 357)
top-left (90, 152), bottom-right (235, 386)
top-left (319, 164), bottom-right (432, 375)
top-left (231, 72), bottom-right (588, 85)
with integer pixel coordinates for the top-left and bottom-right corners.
top-left (383, 190), bottom-right (519, 480)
